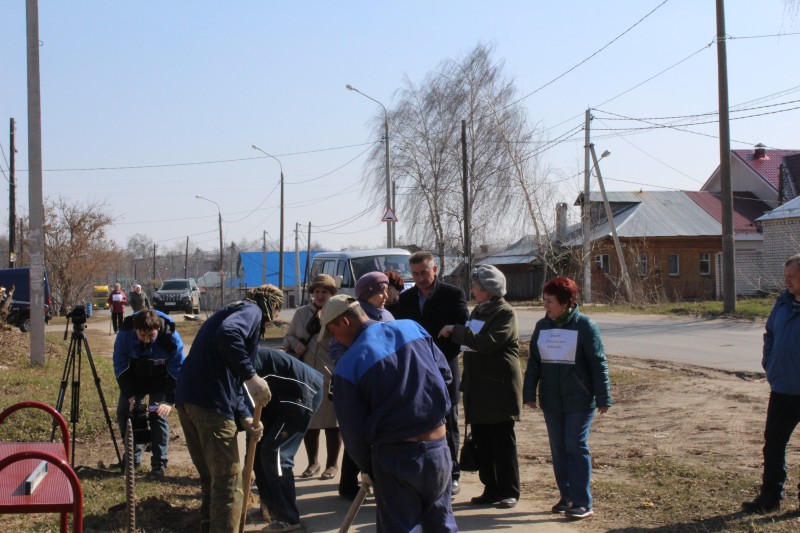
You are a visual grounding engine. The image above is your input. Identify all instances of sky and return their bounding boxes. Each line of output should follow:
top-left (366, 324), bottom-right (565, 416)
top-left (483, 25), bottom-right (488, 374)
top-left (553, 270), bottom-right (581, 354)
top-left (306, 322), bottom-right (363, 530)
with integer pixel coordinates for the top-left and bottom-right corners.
top-left (1, 1), bottom-right (798, 256)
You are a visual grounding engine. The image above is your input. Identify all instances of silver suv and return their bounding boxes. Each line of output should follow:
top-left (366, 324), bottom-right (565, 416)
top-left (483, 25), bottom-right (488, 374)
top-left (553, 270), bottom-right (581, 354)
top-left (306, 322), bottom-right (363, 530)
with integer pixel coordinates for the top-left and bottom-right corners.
top-left (153, 278), bottom-right (201, 314)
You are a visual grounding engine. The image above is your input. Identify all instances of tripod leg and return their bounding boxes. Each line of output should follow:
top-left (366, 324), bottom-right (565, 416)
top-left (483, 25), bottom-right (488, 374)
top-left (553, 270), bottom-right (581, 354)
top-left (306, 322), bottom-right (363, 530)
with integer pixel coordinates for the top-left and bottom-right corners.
top-left (82, 335), bottom-right (123, 464)
top-left (51, 340), bottom-right (76, 442)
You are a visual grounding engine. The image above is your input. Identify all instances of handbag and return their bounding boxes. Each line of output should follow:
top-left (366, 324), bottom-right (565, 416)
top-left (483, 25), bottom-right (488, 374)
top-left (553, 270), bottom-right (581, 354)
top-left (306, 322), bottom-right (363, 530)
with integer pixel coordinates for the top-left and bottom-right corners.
top-left (459, 424), bottom-right (479, 472)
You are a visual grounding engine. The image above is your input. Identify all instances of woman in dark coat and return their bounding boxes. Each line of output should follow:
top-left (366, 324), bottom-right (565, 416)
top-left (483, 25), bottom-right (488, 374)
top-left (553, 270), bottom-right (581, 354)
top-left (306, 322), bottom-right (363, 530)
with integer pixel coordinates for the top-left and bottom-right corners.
top-left (440, 264), bottom-right (523, 508)
top-left (523, 277), bottom-right (612, 520)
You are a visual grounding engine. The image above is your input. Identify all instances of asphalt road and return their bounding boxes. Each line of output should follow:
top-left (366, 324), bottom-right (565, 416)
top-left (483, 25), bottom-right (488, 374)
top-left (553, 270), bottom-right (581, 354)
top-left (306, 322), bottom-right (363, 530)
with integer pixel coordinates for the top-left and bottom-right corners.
top-left (513, 308), bottom-right (765, 374)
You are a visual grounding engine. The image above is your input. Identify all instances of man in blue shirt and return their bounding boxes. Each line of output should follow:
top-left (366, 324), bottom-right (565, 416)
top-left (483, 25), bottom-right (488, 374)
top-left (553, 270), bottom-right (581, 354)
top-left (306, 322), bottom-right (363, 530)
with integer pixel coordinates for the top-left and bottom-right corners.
top-left (743, 254), bottom-right (800, 514)
top-left (320, 294), bottom-right (457, 532)
top-left (113, 309), bottom-right (185, 477)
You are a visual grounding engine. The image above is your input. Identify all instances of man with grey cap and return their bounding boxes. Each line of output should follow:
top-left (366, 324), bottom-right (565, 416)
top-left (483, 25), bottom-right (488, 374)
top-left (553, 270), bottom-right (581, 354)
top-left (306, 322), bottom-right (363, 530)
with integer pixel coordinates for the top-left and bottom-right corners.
top-left (129, 284), bottom-right (150, 312)
top-left (320, 294), bottom-right (457, 532)
top-left (388, 250), bottom-right (469, 496)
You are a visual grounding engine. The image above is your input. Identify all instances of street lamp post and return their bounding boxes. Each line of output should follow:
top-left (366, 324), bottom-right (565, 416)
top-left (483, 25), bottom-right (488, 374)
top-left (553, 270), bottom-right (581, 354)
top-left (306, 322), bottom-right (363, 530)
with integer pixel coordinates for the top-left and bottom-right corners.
top-left (251, 145), bottom-right (285, 291)
top-left (346, 84), bottom-right (393, 248)
top-left (195, 195), bottom-right (224, 307)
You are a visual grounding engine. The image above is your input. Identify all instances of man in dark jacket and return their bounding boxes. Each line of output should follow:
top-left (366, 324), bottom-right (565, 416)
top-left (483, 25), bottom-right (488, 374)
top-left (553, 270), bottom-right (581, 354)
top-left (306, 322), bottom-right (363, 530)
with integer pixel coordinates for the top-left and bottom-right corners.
top-left (176, 285), bottom-right (282, 533)
top-left (320, 295), bottom-right (457, 532)
top-left (113, 309), bottom-right (184, 476)
top-left (387, 251), bottom-right (469, 495)
top-left (248, 347), bottom-right (323, 532)
top-left (743, 254), bottom-right (800, 514)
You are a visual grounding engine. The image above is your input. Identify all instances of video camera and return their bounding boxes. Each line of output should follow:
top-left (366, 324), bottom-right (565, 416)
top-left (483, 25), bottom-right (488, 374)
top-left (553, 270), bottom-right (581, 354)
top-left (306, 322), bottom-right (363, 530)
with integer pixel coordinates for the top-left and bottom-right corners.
top-left (129, 399), bottom-right (154, 444)
top-left (64, 304), bottom-right (88, 340)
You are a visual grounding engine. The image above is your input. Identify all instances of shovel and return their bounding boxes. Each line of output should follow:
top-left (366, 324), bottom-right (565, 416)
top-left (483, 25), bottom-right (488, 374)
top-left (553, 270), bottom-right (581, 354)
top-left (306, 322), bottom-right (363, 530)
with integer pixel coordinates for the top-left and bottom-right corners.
top-left (238, 404), bottom-right (263, 533)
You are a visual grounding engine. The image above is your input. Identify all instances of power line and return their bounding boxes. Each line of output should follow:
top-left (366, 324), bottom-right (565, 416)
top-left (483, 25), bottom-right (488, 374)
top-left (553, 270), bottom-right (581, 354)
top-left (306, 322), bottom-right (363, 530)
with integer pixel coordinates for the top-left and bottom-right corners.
top-left (286, 143), bottom-right (376, 185)
top-left (592, 104), bottom-right (800, 131)
top-left (595, 98), bottom-right (800, 122)
top-left (501, 0), bottom-right (672, 113)
top-left (15, 141), bottom-right (376, 173)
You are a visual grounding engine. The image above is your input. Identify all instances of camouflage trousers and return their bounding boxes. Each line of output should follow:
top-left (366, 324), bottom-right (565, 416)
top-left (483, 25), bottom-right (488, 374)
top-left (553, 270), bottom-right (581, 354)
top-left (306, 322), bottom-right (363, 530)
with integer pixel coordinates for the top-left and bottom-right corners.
top-left (178, 403), bottom-right (242, 533)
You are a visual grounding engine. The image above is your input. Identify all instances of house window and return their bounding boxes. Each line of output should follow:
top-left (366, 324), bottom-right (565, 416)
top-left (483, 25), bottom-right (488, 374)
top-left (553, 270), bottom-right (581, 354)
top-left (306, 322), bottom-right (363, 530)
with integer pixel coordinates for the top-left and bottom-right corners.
top-left (637, 254), bottom-right (648, 276)
top-left (595, 254), bottom-right (610, 273)
top-left (700, 253), bottom-right (711, 276)
top-left (667, 254), bottom-right (680, 276)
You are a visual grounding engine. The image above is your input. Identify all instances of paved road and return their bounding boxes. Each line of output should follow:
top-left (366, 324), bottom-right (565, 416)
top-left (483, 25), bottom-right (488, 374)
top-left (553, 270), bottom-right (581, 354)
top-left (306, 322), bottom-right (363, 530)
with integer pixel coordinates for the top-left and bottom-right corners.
top-left (513, 308), bottom-right (765, 374)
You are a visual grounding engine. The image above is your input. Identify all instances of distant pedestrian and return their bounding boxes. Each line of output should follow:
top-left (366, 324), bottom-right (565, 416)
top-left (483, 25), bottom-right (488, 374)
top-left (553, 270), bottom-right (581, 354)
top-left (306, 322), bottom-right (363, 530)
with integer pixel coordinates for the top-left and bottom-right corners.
top-left (742, 254), bottom-right (800, 514)
top-left (388, 251), bottom-right (469, 496)
top-left (108, 282), bottom-right (127, 333)
top-left (523, 276), bottom-right (612, 520)
top-left (129, 284), bottom-right (150, 313)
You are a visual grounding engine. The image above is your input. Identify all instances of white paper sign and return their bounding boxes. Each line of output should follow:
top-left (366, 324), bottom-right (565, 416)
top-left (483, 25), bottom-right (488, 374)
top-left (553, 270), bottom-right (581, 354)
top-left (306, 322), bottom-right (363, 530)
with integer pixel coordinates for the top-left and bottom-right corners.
top-left (112, 293), bottom-right (123, 302)
top-left (460, 319), bottom-right (485, 352)
top-left (537, 329), bottom-right (578, 364)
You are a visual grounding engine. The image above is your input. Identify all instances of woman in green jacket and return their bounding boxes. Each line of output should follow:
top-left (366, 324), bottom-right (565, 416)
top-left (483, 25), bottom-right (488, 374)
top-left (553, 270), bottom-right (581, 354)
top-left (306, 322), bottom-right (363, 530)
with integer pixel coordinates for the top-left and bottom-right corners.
top-left (440, 265), bottom-right (523, 509)
top-left (523, 277), bottom-right (611, 521)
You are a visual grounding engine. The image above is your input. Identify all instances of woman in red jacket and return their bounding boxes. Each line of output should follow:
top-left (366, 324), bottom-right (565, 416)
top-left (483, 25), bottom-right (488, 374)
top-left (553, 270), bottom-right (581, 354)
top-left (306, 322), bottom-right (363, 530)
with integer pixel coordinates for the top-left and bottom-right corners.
top-left (107, 282), bottom-right (127, 333)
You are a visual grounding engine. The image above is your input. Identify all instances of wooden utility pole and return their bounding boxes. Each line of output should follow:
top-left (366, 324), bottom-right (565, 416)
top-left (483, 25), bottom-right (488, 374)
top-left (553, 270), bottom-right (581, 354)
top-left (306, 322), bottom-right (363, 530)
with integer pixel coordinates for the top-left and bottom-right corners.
top-left (302, 223), bottom-right (311, 306)
top-left (262, 230), bottom-right (267, 285)
top-left (294, 222), bottom-right (301, 307)
top-left (9, 118), bottom-right (16, 268)
top-left (461, 120), bottom-right (471, 295)
top-left (184, 237), bottom-right (189, 277)
top-left (715, 0), bottom-right (736, 312)
top-left (26, 0), bottom-right (46, 365)
top-left (152, 244), bottom-right (157, 282)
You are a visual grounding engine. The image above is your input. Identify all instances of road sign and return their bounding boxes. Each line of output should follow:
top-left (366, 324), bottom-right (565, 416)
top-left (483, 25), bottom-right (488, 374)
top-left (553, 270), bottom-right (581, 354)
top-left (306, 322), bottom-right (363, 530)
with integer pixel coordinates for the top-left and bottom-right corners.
top-left (381, 208), bottom-right (398, 223)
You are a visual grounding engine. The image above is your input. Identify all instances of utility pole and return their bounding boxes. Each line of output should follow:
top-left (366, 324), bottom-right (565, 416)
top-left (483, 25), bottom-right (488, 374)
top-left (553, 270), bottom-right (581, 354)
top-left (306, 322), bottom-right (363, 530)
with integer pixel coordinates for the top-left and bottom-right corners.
top-left (184, 237), bottom-right (189, 277)
top-left (261, 230), bottom-right (267, 285)
top-left (9, 118), bottom-right (16, 268)
top-left (715, 0), bottom-right (736, 312)
top-left (218, 211), bottom-right (224, 306)
top-left (461, 120), bottom-right (471, 296)
top-left (294, 222), bottom-right (300, 308)
top-left (590, 144), bottom-right (633, 301)
top-left (302, 223), bottom-right (312, 306)
top-left (152, 244), bottom-right (157, 283)
top-left (582, 109), bottom-right (593, 304)
top-left (26, 0), bottom-right (45, 365)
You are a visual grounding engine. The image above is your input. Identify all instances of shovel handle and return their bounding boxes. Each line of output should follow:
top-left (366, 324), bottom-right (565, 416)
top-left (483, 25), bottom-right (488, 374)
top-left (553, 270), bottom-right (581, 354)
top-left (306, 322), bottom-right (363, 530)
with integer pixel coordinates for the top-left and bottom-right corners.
top-left (238, 404), bottom-right (263, 533)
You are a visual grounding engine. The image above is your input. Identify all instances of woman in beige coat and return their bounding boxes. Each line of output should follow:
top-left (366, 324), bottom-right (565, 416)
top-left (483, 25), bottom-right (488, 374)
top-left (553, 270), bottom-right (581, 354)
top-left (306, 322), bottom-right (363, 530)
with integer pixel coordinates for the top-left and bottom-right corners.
top-left (283, 274), bottom-right (342, 479)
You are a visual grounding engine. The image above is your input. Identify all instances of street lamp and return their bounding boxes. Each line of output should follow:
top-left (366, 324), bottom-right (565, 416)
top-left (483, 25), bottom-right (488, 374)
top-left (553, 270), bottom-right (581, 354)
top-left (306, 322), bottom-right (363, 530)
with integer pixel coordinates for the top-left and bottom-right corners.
top-left (251, 145), bottom-right (285, 291)
top-left (346, 84), bottom-right (393, 248)
top-left (195, 195), bottom-right (224, 307)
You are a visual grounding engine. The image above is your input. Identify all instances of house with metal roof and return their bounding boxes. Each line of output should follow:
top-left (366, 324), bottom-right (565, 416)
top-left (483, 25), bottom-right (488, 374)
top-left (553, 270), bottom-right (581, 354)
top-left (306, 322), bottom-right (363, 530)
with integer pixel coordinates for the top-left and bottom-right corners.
top-left (561, 189), bottom-right (771, 301)
top-left (756, 195), bottom-right (800, 291)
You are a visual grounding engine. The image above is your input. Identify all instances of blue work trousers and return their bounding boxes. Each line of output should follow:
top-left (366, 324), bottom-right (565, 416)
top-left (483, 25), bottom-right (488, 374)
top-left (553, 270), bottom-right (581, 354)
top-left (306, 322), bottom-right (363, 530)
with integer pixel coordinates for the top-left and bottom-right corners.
top-left (116, 391), bottom-right (169, 468)
top-left (371, 437), bottom-right (457, 533)
top-left (543, 409), bottom-right (595, 509)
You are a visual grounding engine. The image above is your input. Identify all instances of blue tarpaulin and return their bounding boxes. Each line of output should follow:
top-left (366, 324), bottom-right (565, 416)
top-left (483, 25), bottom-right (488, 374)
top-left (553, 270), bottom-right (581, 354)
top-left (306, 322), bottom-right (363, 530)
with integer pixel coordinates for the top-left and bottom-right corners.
top-left (237, 251), bottom-right (324, 289)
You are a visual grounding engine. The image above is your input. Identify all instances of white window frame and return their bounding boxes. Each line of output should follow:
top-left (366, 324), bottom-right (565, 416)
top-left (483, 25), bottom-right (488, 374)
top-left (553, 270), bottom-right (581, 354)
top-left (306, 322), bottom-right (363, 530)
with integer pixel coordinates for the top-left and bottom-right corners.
top-left (637, 254), bottom-right (648, 277)
top-left (667, 254), bottom-right (680, 276)
top-left (595, 254), bottom-right (610, 273)
top-left (699, 252), bottom-right (711, 276)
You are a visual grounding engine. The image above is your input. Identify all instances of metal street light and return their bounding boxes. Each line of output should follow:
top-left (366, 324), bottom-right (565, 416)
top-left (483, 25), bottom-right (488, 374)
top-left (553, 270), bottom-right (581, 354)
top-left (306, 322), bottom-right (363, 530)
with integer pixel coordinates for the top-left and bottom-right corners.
top-left (251, 145), bottom-right (285, 291)
top-left (195, 195), bottom-right (225, 307)
top-left (346, 84), bottom-right (393, 248)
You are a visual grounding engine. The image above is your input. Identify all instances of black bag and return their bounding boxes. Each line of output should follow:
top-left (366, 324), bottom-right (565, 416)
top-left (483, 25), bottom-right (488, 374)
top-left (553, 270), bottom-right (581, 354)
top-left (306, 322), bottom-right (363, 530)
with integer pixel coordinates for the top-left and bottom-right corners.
top-left (459, 427), bottom-right (479, 472)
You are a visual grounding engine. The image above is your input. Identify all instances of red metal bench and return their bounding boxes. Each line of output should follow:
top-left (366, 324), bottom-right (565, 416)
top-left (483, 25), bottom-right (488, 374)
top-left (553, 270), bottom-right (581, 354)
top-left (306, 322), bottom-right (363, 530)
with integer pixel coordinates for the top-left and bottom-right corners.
top-left (0, 401), bottom-right (83, 532)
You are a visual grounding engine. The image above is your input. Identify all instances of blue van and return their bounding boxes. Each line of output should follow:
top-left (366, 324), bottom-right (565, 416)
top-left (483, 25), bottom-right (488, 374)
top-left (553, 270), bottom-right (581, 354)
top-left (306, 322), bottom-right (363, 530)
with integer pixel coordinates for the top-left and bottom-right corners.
top-left (0, 267), bottom-right (53, 332)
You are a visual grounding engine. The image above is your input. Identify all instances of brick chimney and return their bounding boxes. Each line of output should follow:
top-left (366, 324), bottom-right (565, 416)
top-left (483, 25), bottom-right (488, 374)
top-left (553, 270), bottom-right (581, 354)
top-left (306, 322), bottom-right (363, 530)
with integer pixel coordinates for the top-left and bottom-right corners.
top-left (754, 143), bottom-right (767, 160)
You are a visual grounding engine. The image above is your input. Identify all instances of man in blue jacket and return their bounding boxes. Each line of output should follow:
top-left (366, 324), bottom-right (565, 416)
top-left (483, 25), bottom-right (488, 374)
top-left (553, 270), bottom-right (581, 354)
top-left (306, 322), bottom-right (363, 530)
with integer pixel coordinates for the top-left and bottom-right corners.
top-left (113, 309), bottom-right (185, 477)
top-left (320, 294), bottom-right (457, 533)
top-left (743, 254), bottom-right (800, 514)
top-left (176, 285), bottom-right (282, 533)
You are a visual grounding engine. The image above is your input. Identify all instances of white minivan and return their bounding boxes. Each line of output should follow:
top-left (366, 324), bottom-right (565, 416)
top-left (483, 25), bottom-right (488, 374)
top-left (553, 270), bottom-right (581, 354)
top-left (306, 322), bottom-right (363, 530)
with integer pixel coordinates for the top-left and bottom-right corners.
top-left (309, 248), bottom-right (413, 296)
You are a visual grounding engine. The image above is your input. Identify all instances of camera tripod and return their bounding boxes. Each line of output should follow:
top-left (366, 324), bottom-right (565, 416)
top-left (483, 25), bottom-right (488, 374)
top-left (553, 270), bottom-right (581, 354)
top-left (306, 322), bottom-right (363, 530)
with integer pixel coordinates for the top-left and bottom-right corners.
top-left (52, 310), bottom-right (122, 467)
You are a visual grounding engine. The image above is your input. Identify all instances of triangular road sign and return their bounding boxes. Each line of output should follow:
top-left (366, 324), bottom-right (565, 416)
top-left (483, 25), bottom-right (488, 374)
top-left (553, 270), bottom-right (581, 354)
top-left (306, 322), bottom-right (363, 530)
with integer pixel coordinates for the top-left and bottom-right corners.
top-left (382, 207), bottom-right (398, 223)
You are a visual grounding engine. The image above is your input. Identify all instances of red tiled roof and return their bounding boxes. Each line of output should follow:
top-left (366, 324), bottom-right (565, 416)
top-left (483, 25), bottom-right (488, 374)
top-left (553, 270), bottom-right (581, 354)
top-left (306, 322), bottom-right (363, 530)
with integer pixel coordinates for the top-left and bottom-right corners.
top-left (733, 149), bottom-right (800, 190)
top-left (684, 191), bottom-right (770, 234)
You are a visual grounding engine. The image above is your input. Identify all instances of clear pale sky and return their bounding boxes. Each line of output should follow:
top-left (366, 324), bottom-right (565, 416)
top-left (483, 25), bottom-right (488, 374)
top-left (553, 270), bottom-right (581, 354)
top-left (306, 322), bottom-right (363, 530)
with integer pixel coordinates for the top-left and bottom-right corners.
top-left (1, 1), bottom-right (797, 255)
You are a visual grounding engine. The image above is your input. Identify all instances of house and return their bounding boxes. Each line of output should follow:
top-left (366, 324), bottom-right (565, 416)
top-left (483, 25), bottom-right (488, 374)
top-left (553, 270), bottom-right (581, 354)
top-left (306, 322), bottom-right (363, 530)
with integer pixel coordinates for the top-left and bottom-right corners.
top-left (563, 190), bottom-right (770, 302)
top-left (756, 195), bottom-right (800, 291)
top-left (474, 235), bottom-right (547, 300)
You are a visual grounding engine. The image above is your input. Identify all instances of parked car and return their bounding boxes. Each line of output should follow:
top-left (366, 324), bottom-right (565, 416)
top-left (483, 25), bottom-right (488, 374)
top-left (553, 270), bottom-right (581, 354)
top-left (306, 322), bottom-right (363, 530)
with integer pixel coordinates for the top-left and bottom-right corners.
top-left (0, 267), bottom-right (53, 332)
top-left (153, 278), bottom-right (201, 314)
top-left (309, 249), bottom-right (413, 297)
